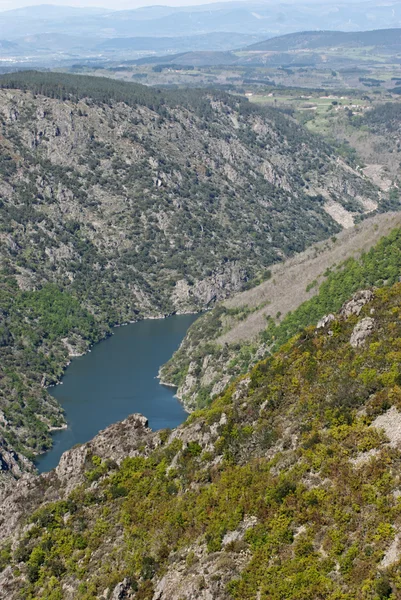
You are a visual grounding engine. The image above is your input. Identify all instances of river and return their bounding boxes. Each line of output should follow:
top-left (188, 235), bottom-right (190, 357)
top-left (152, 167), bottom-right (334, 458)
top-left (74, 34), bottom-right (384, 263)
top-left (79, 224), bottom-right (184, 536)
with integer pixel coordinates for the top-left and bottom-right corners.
top-left (35, 314), bottom-right (198, 473)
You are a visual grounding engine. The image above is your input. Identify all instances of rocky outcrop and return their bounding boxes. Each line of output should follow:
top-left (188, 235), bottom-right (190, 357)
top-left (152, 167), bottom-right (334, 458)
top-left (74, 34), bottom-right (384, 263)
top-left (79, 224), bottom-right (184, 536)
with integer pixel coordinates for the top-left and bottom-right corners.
top-left (152, 544), bottom-right (250, 600)
top-left (110, 578), bottom-right (135, 600)
top-left (340, 290), bottom-right (374, 318)
top-left (0, 414), bottom-right (155, 545)
top-left (350, 317), bottom-right (375, 348)
top-left (317, 292), bottom-right (375, 347)
top-left (173, 265), bottom-right (248, 311)
top-left (151, 520), bottom-right (258, 600)
top-left (372, 406), bottom-right (401, 449)
top-left (55, 414), bottom-right (154, 493)
top-left (316, 313), bottom-right (335, 330)
top-left (0, 437), bottom-right (31, 479)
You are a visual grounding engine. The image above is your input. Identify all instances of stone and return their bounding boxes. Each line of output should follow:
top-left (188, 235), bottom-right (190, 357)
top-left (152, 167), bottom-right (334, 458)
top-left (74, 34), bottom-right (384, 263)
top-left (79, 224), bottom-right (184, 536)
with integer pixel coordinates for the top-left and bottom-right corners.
top-left (372, 406), bottom-right (401, 448)
top-left (111, 578), bottom-right (133, 600)
top-left (350, 317), bottom-right (375, 348)
top-left (340, 290), bottom-right (374, 319)
top-left (316, 314), bottom-right (335, 329)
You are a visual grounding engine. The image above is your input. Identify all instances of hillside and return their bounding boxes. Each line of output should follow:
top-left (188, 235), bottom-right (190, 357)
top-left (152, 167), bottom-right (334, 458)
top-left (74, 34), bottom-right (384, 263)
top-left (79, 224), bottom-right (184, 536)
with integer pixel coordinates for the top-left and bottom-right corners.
top-left (2, 280), bottom-right (401, 598)
top-left (0, 70), bottom-right (382, 472)
top-left (246, 28), bottom-right (401, 52)
top-left (0, 33), bottom-right (264, 61)
top-left (160, 217), bottom-right (401, 410)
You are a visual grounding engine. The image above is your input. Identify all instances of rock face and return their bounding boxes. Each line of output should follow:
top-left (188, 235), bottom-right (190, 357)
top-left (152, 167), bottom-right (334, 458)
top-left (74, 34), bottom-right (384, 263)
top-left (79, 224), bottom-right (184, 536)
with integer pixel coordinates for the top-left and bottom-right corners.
top-left (55, 414), bottom-right (153, 493)
top-left (0, 414), bottom-right (155, 545)
top-left (111, 578), bottom-right (134, 600)
top-left (0, 436), bottom-right (31, 479)
top-left (316, 313), bottom-right (336, 329)
top-left (372, 406), bottom-right (401, 448)
top-left (151, 518), bottom-right (257, 600)
top-left (340, 290), bottom-right (374, 318)
top-left (151, 544), bottom-right (250, 600)
top-left (350, 317), bottom-right (375, 347)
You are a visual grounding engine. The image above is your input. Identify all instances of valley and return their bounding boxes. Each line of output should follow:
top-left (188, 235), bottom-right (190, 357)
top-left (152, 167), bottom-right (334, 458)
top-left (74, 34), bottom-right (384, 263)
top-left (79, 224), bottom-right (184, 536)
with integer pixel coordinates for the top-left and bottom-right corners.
top-left (160, 215), bottom-right (401, 410)
top-left (0, 70), bottom-right (383, 471)
top-left (2, 5), bottom-right (401, 597)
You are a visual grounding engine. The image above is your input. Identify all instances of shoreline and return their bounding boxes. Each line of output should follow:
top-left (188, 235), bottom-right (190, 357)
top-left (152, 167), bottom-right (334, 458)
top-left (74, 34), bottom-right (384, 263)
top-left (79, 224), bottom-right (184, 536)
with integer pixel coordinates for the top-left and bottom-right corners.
top-left (41, 309), bottom-right (199, 457)
top-left (46, 309), bottom-right (199, 391)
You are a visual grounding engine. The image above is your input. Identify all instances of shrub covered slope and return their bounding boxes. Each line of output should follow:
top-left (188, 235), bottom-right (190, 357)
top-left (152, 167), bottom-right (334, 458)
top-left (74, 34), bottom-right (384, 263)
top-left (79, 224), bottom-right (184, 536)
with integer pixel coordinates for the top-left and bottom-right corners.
top-left (1, 282), bottom-right (401, 598)
top-left (161, 223), bottom-right (401, 410)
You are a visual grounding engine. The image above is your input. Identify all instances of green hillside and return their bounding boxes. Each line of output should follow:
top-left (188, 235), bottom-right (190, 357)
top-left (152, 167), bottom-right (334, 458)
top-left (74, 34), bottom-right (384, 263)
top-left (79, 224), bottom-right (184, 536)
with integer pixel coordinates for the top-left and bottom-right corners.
top-left (161, 224), bottom-right (401, 411)
top-left (2, 278), bottom-right (401, 599)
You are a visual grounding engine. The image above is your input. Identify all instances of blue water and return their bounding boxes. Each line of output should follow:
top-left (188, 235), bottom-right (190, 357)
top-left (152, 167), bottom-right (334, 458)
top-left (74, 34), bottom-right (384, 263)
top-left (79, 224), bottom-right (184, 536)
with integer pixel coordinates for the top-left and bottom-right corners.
top-left (35, 314), bottom-right (198, 473)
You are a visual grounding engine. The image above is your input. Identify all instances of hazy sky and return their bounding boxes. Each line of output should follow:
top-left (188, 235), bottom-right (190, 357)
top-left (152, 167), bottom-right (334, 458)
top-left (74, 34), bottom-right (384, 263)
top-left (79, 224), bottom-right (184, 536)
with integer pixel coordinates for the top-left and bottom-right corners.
top-left (0, 0), bottom-right (361, 11)
top-left (0, 0), bottom-right (232, 10)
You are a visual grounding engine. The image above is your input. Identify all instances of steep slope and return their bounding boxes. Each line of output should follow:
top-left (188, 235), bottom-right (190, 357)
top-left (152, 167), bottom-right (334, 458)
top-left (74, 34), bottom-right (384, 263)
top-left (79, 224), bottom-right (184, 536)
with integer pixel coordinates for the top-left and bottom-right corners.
top-left (0, 71), bottom-right (382, 470)
top-left (160, 217), bottom-right (401, 410)
top-left (362, 102), bottom-right (401, 134)
top-left (2, 283), bottom-right (401, 598)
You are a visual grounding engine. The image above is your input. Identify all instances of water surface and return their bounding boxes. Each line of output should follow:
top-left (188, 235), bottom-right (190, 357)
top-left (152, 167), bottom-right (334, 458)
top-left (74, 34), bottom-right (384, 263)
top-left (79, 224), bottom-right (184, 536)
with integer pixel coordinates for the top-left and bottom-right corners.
top-left (36, 314), bottom-right (198, 473)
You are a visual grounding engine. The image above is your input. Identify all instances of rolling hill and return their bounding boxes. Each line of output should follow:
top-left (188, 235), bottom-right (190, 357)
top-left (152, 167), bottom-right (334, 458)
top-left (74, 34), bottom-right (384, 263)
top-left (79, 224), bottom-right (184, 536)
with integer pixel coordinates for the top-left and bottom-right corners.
top-left (3, 2), bottom-right (401, 63)
top-left (246, 28), bottom-right (401, 52)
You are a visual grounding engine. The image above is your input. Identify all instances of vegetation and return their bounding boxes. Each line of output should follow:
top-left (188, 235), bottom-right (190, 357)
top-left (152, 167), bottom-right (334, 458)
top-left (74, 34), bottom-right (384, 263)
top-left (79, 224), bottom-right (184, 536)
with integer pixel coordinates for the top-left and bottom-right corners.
top-left (4, 281), bottom-right (401, 598)
top-left (0, 71), bottom-right (252, 117)
top-left (262, 228), bottom-right (401, 352)
top-left (0, 278), bottom-right (105, 457)
top-left (362, 102), bottom-right (401, 133)
top-left (246, 28), bottom-right (401, 52)
top-left (162, 227), bottom-right (401, 410)
top-left (0, 71), bottom-right (380, 466)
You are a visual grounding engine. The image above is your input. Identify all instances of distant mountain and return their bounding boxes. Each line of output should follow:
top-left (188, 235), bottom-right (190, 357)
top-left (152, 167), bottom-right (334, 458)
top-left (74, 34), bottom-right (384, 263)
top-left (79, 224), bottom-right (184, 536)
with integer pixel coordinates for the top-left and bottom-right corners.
top-left (97, 1), bottom-right (401, 36)
top-left (0, 39), bottom-right (18, 50)
top-left (246, 28), bottom-right (401, 51)
top-left (2, 2), bottom-right (401, 66)
top-left (16, 33), bottom-right (99, 52)
top-left (0, 4), bottom-right (109, 19)
top-left (3, 1), bottom-right (401, 41)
